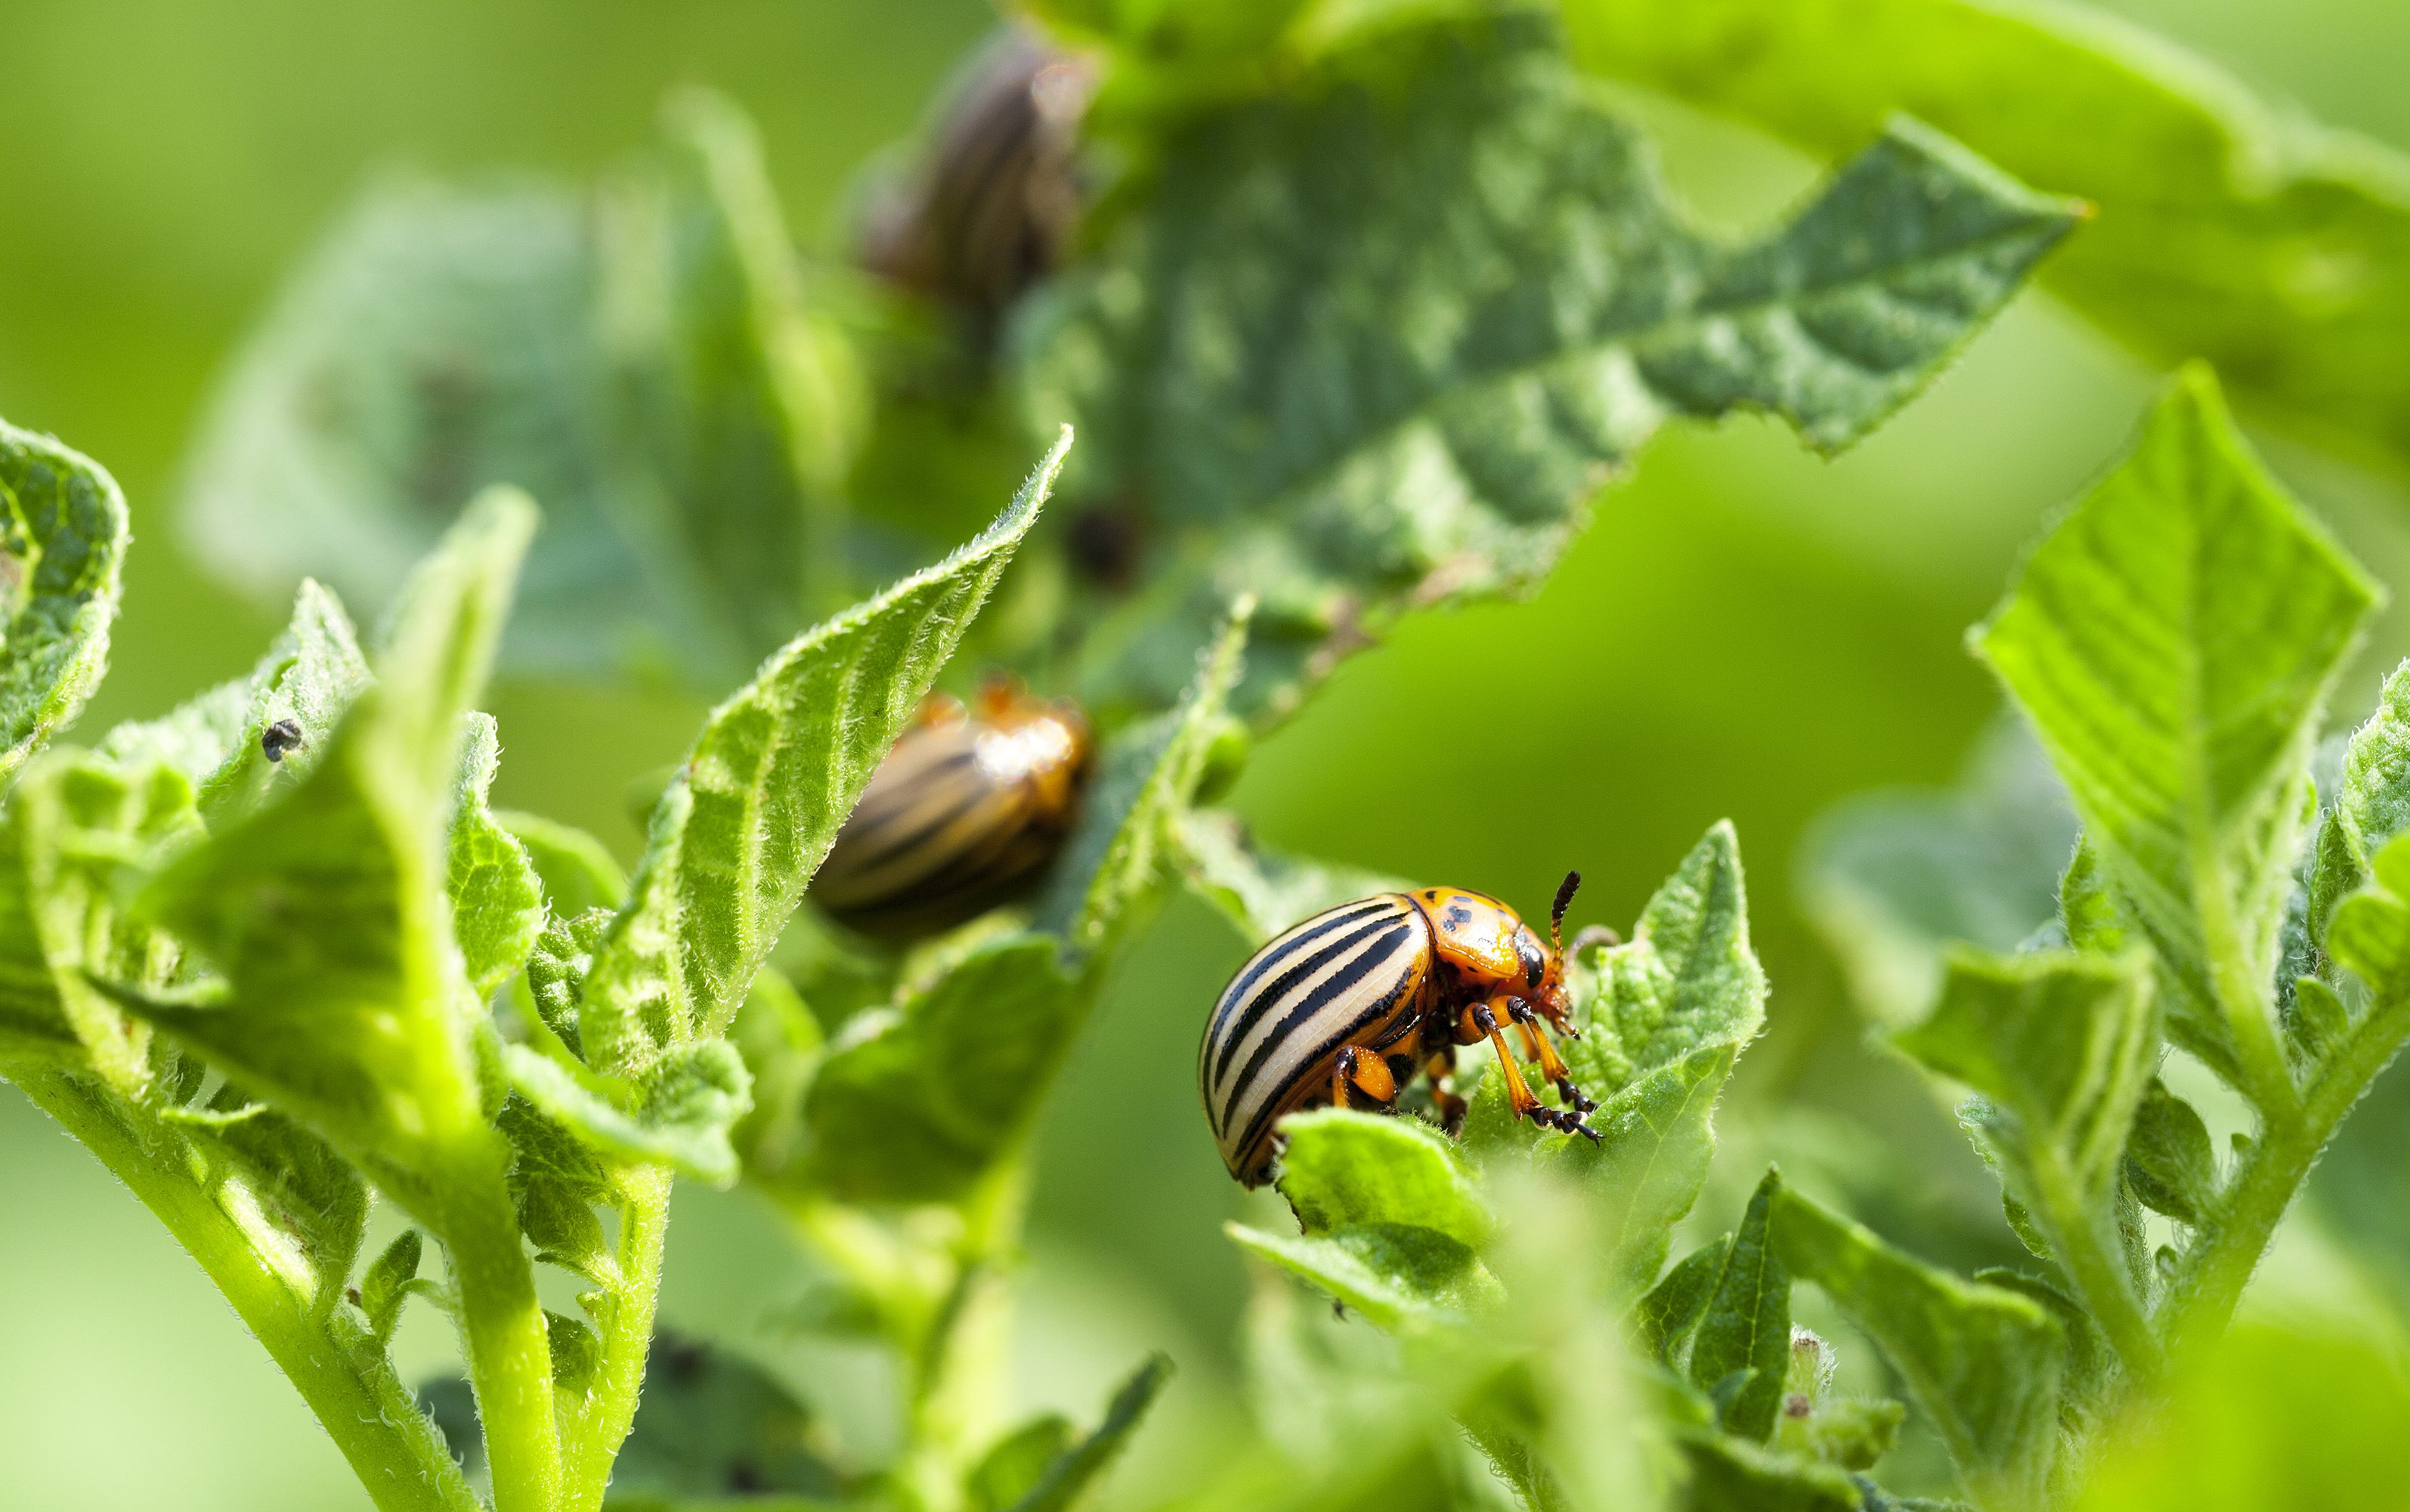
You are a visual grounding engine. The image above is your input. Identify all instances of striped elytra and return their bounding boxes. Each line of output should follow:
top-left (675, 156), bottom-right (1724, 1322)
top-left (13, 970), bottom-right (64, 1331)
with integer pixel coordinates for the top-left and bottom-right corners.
top-left (1200, 878), bottom-right (1605, 1186)
top-left (811, 680), bottom-right (1091, 939)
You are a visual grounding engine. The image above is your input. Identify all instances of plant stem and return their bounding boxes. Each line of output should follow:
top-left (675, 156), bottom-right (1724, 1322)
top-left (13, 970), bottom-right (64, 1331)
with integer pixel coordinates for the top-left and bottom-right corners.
top-left (2026, 1148), bottom-right (2163, 1389)
top-left (2159, 993), bottom-right (2410, 1368)
top-left (2196, 862), bottom-right (2298, 1124)
top-left (13, 1069), bottom-right (478, 1512)
top-left (433, 1139), bottom-right (562, 1512)
top-left (899, 1158), bottom-right (1031, 1512)
top-left (560, 1161), bottom-right (674, 1512)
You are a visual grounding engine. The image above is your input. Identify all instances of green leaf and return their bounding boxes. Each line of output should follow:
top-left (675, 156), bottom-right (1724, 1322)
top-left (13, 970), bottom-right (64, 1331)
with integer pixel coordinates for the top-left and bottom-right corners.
top-left (493, 811), bottom-right (627, 916)
top-left (970, 1415), bottom-right (1075, 1512)
top-left (99, 579), bottom-right (370, 817)
top-left (1639, 1235), bottom-right (1728, 1366)
top-left (1972, 366), bottom-right (2378, 1096)
top-left (1034, 604), bottom-right (1249, 956)
top-left (500, 1039), bottom-right (752, 1185)
top-left (1227, 1220), bottom-right (1502, 1331)
top-left (1002, 1353), bottom-right (1174, 1512)
top-left (1024, 14), bottom-right (2076, 721)
top-left (1691, 1170), bottom-right (1792, 1442)
top-left (360, 1228), bottom-right (425, 1345)
top-left (131, 490), bottom-right (535, 1181)
top-left (447, 713), bottom-right (546, 1000)
top-left (1572, 821), bottom-right (1766, 1093)
top-left (1774, 1186), bottom-right (2062, 1511)
top-left (2124, 1078), bottom-right (2218, 1226)
top-left (605, 88), bottom-right (865, 660)
top-left (1896, 948), bottom-right (2158, 1214)
top-left (800, 934), bottom-right (1080, 1203)
top-left (582, 433), bottom-right (1063, 1076)
top-left (1273, 1108), bottom-right (1491, 1249)
top-left (1799, 718), bottom-right (2076, 1026)
top-left (1175, 809), bottom-right (1409, 946)
top-left (2325, 832), bottom-right (2410, 1000)
top-left (2308, 661), bottom-right (2410, 954)
top-left (1677, 1432), bottom-right (1863, 1512)
top-left (1565, 0), bottom-right (2410, 472)
top-left (0, 419), bottom-right (130, 782)
top-left (184, 1096), bottom-right (373, 1318)
top-left (497, 1094), bottom-right (616, 1282)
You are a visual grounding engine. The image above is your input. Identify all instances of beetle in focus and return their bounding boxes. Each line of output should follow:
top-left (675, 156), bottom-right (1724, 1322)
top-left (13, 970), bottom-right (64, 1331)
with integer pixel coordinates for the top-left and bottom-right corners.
top-left (810, 676), bottom-right (1092, 939)
top-left (1199, 873), bottom-right (1604, 1186)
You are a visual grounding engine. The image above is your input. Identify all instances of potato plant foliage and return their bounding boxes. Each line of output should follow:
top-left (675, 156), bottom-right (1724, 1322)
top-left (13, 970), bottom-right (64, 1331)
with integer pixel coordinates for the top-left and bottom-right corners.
top-left (8, 3), bottom-right (2410, 1512)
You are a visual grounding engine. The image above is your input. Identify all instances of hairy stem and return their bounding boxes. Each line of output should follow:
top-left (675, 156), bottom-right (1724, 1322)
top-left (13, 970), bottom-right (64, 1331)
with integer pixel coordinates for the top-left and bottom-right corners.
top-left (2026, 1148), bottom-right (2163, 1389)
top-left (433, 1141), bottom-right (562, 1512)
top-left (2196, 864), bottom-right (2298, 1124)
top-left (560, 1162), bottom-right (674, 1511)
top-left (13, 1069), bottom-right (478, 1512)
top-left (2160, 992), bottom-right (2410, 1367)
top-left (899, 1158), bottom-right (1031, 1512)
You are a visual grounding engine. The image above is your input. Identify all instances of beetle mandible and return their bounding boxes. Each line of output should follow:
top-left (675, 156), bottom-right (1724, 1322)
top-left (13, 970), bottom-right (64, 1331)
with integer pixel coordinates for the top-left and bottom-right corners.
top-left (1199, 872), bottom-right (1607, 1186)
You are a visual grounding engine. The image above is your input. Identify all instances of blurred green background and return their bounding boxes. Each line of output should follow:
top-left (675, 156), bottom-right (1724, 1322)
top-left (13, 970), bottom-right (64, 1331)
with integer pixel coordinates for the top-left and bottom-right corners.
top-left (8, 1), bottom-right (2410, 1506)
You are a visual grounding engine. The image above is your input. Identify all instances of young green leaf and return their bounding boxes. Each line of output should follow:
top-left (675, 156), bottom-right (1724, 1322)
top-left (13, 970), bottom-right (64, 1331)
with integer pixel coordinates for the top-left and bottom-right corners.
top-left (2124, 1078), bottom-right (2219, 1227)
top-left (800, 935), bottom-right (1080, 1203)
top-left (1565, 0), bottom-right (2410, 472)
top-left (2308, 661), bottom-right (2410, 954)
top-left (1677, 1432), bottom-right (1863, 1512)
top-left (971, 1415), bottom-right (1076, 1512)
top-left (0, 420), bottom-right (130, 782)
top-left (1176, 809), bottom-right (1409, 946)
top-left (1897, 948), bottom-right (2158, 1214)
top-left (1000, 1353), bottom-right (1174, 1512)
top-left (1972, 366), bottom-right (2378, 1102)
top-left (99, 579), bottom-right (369, 815)
top-left (1226, 1221), bottom-right (1502, 1332)
top-left (1024, 14), bottom-right (2077, 721)
top-left (360, 1228), bottom-right (426, 1345)
top-left (447, 713), bottom-right (546, 1000)
top-left (1640, 1235), bottom-right (1729, 1367)
top-left (1799, 719), bottom-right (2076, 1027)
top-left (581, 433), bottom-right (1064, 1076)
top-left (131, 489), bottom-right (534, 1180)
top-left (500, 1040), bottom-right (753, 1185)
top-left (1691, 1170), bottom-right (1793, 1442)
top-left (1273, 1108), bottom-right (1491, 1250)
top-left (1775, 1187), bottom-right (2062, 1511)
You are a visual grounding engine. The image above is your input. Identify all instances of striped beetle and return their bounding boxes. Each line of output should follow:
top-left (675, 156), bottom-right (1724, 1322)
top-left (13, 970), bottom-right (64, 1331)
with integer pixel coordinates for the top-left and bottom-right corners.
top-left (1200, 873), bottom-right (1605, 1186)
top-left (811, 676), bottom-right (1092, 939)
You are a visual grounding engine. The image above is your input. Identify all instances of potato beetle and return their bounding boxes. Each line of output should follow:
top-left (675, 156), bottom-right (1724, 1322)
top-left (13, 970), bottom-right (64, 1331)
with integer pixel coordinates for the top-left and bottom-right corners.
top-left (811, 676), bottom-right (1093, 939)
top-left (1200, 873), bottom-right (1603, 1186)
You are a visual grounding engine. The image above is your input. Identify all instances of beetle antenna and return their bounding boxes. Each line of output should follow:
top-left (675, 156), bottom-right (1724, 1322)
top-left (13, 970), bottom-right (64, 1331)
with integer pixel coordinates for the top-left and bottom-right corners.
top-left (1551, 870), bottom-right (1580, 952)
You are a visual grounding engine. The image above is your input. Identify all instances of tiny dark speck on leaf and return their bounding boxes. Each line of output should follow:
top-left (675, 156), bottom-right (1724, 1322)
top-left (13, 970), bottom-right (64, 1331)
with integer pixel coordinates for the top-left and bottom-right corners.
top-left (1784, 1393), bottom-right (1812, 1418)
top-left (262, 719), bottom-right (305, 762)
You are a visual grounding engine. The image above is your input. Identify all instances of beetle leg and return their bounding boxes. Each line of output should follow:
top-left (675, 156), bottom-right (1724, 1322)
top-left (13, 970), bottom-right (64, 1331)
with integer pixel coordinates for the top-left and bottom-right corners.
top-left (1505, 998), bottom-right (1598, 1118)
top-left (1468, 1002), bottom-right (1551, 1126)
top-left (1331, 1045), bottom-right (1399, 1111)
top-left (1424, 1046), bottom-right (1467, 1133)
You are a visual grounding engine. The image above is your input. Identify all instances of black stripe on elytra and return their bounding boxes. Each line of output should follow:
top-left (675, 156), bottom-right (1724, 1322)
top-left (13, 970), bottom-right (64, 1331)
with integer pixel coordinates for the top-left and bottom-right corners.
top-left (1217, 920), bottom-right (1415, 1131)
top-left (846, 747), bottom-right (979, 832)
top-left (1204, 898), bottom-right (1397, 1048)
top-left (835, 771), bottom-right (1000, 877)
top-left (1209, 907), bottom-right (1409, 1093)
top-left (1227, 939), bottom-right (1424, 1155)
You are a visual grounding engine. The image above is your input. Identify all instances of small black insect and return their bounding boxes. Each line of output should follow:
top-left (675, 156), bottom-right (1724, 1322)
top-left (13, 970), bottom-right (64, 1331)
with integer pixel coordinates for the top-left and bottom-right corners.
top-left (261, 719), bottom-right (305, 762)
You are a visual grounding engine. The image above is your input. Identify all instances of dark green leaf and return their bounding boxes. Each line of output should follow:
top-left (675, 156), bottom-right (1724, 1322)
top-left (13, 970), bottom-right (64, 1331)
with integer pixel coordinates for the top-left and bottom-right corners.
top-left (1003, 1353), bottom-right (1174, 1512)
top-left (525, 908), bottom-right (613, 1062)
top-left (1227, 1220), bottom-right (1503, 1331)
top-left (1567, 0), bottom-right (2410, 472)
top-left (1639, 1235), bottom-right (1728, 1366)
top-left (1972, 366), bottom-right (2378, 1093)
top-left (581, 433), bottom-right (1063, 1075)
top-left (1273, 1108), bottom-right (1490, 1249)
top-left (1774, 1187), bottom-right (2062, 1510)
top-left (800, 935), bottom-right (1079, 1203)
top-left (1691, 1170), bottom-right (1792, 1442)
top-left (2124, 1079), bottom-right (2218, 1226)
top-left (447, 713), bottom-right (546, 1000)
top-left (1677, 1432), bottom-right (1862, 1512)
top-left (0, 419), bottom-right (129, 783)
top-left (970, 1415), bottom-right (1075, 1512)
top-left (1025, 15), bottom-right (2076, 721)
